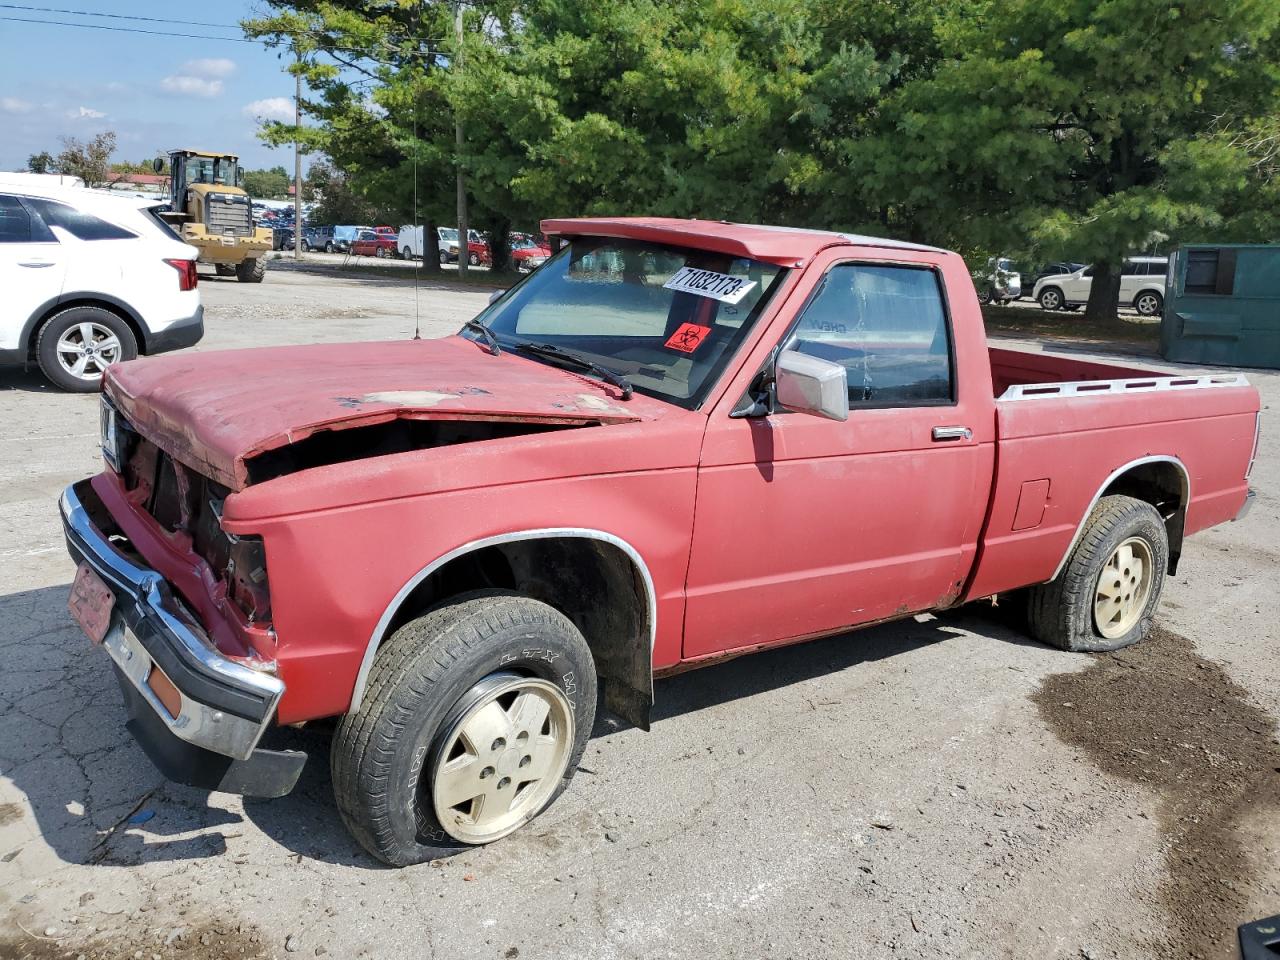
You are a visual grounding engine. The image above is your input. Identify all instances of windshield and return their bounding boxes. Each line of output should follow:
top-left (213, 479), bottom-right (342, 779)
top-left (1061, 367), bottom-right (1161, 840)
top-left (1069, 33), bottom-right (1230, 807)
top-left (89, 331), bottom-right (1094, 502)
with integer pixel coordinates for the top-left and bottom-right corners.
top-left (439, 228), bottom-right (459, 242)
top-left (469, 237), bottom-right (786, 408)
top-left (512, 237), bottom-right (538, 250)
top-left (187, 156), bottom-right (240, 187)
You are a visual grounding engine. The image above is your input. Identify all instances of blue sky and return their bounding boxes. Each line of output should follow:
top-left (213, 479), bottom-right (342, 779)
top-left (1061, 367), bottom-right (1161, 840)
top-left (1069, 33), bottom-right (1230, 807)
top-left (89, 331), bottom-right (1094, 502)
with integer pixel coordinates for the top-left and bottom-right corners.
top-left (0, 2), bottom-right (304, 173)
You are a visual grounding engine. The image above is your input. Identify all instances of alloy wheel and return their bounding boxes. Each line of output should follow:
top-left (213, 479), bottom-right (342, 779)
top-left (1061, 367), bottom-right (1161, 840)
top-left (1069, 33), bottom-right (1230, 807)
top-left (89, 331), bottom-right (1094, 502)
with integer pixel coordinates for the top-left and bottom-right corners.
top-left (56, 321), bottom-right (122, 381)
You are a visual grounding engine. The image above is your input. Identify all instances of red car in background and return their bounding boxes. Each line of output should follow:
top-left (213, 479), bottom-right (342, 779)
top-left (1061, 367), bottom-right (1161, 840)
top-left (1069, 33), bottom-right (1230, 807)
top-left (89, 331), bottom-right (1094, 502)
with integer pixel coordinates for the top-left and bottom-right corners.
top-left (510, 234), bottom-right (552, 271)
top-left (349, 228), bottom-right (399, 258)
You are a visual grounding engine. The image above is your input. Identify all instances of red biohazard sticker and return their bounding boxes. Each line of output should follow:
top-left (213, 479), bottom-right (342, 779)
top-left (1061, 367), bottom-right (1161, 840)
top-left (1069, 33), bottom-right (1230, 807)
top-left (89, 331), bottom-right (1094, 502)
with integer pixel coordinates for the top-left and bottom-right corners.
top-left (665, 323), bottom-right (712, 354)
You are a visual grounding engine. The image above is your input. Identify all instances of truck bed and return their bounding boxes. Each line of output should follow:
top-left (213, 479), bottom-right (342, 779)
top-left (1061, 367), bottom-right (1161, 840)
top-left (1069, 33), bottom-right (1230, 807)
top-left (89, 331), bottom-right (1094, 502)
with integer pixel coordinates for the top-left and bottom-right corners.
top-left (966, 347), bottom-right (1258, 601)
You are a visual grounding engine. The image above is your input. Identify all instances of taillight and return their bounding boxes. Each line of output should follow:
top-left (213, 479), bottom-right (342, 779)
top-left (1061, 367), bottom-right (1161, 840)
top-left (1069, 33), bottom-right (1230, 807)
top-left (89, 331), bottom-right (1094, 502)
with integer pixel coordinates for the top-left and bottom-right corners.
top-left (164, 257), bottom-right (198, 291)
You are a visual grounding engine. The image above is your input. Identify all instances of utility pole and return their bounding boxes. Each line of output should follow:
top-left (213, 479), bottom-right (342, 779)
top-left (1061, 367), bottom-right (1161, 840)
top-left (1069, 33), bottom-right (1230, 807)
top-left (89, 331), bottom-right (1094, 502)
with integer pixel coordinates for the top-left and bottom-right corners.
top-left (293, 57), bottom-right (303, 260)
top-left (453, 0), bottom-right (468, 277)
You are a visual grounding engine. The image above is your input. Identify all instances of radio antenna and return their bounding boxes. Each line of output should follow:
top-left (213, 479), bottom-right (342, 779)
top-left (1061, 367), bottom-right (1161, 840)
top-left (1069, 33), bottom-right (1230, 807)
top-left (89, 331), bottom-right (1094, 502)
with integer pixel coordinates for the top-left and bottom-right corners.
top-left (411, 1), bottom-right (423, 340)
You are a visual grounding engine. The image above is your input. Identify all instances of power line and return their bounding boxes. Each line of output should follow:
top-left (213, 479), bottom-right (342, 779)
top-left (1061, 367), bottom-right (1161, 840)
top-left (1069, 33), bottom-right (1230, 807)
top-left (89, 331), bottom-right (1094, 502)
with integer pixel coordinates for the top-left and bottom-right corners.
top-left (0, 4), bottom-right (241, 28)
top-left (0, 14), bottom-right (260, 41)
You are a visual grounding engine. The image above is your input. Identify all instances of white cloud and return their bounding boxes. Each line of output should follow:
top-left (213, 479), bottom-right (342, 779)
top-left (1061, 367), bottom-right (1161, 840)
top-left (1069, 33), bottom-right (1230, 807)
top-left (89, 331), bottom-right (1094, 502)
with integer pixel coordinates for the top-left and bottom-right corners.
top-left (180, 58), bottom-right (236, 79)
top-left (242, 97), bottom-right (295, 123)
top-left (160, 75), bottom-right (224, 98)
top-left (1, 96), bottom-right (33, 113)
top-left (68, 106), bottom-right (106, 119)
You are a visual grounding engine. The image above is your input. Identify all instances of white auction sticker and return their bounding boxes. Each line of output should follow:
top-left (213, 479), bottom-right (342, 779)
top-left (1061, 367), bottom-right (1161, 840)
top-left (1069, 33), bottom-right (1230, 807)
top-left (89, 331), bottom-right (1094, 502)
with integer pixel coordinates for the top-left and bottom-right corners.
top-left (662, 266), bottom-right (758, 305)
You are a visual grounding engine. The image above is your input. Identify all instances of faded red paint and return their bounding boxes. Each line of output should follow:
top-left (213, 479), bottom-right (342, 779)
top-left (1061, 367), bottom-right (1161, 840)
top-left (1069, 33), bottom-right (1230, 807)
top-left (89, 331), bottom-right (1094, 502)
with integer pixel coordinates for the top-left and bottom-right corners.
top-left (83, 219), bottom-right (1260, 726)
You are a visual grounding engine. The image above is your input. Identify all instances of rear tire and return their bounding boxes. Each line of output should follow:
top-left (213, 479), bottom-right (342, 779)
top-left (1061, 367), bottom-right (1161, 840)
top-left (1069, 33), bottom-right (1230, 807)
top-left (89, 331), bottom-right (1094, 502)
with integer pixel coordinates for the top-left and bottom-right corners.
top-left (1027, 495), bottom-right (1167, 652)
top-left (1134, 291), bottom-right (1163, 316)
top-left (35, 306), bottom-right (137, 392)
top-left (331, 591), bottom-right (597, 867)
top-left (402, 246), bottom-right (413, 261)
top-left (236, 258), bottom-right (266, 283)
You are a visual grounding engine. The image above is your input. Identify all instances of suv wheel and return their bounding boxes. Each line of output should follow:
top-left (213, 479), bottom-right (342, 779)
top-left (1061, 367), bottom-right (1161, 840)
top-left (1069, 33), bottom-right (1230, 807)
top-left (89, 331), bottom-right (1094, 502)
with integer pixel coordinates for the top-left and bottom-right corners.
top-left (1027, 495), bottom-right (1168, 652)
top-left (301, 239), bottom-right (310, 252)
top-left (438, 249), bottom-right (449, 265)
top-left (1037, 287), bottom-right (1064, 311)
top-left (1134, 291), bottom-right (1163, 316)
top-left (36, 306), bottom-right (137, 392)
top-left (331, 591), bottom-right (597, 866)
top-left (325, 241), bottom-right (335, 253)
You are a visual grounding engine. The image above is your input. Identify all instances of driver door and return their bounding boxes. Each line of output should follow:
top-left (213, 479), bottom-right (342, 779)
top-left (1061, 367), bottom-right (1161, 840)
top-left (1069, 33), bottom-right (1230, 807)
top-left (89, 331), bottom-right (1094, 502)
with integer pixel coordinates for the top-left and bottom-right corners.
top-left (682, 253), bottom-right (992, 659)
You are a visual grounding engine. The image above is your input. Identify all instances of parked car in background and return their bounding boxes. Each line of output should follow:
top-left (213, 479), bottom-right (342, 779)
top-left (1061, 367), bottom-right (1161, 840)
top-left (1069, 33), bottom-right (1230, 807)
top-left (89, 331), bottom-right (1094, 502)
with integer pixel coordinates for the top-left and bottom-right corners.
top-left (439, 227), bottom-right (491, 266)
top-left (975, 257), bottom-right (1022, 304)
top-left (0, 185), bottom-right (202, 391)
top-left (1027, 262), bottom-right (1086, 290)
top-left (308, 225), bottom-right (365, 253)
top-left (1034, 257), bottom-right (1169, 315)
top-left (511, 234), bottom-right (552, 271)
top-left (60, 217), bottom-right (1258, 867)
top-left (349, 228), bottom-right (398, 258)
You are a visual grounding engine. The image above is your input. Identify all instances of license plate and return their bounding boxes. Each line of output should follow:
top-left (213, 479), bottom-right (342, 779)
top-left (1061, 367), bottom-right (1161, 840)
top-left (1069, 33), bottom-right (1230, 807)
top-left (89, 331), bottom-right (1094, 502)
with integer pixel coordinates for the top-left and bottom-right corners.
top-left (68, 562), bottom-right (115, 645)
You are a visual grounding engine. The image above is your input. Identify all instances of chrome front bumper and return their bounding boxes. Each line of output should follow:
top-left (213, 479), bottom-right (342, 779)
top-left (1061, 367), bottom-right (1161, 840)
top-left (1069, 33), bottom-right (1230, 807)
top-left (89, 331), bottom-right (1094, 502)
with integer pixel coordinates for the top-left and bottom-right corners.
top-left (59, 481), bottom-right (283, 762)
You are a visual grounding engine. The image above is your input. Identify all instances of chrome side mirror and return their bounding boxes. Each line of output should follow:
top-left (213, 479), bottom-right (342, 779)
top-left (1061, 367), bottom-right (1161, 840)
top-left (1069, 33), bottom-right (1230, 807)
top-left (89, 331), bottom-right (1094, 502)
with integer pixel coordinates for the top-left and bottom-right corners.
top-left (774, 350), bottom-right (848, 422)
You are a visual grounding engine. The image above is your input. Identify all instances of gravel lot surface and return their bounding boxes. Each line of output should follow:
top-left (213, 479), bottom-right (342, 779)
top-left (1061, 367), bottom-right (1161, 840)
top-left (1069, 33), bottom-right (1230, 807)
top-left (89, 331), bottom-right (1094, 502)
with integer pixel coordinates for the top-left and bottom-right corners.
top-left (1, 263), bottom-right (1277, 960)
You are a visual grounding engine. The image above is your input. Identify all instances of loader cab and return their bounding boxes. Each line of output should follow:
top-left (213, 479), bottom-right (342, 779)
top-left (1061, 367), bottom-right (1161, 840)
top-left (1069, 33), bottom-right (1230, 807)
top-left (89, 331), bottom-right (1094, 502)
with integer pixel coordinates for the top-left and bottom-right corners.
top-left (161, 150), bottom-right (244, 212)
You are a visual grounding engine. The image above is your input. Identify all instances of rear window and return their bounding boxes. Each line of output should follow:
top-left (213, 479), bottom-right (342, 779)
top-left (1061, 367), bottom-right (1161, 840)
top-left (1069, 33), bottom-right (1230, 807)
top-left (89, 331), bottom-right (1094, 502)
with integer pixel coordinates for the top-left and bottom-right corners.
top-left (142, 205), bottom-right (183, 242)
top-left (26, 199), bottom-right (136, 240)
top-left (0, 195), bottom-right (34, 242)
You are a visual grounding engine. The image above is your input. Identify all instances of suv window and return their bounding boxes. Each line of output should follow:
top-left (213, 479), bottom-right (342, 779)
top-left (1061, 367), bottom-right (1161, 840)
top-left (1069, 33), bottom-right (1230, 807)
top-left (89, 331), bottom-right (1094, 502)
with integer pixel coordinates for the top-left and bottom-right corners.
top-left (0, 195), bottom-right (35, 242)
top-left (26, 199), bottom-right (135, 241)
top-left (787, 264), bottom-right (953, 406)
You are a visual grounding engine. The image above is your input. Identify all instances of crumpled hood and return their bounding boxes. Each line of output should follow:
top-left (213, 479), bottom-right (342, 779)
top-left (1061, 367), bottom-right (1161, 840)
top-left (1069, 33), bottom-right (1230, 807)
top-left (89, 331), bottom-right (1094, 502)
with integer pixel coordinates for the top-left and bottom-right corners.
top-left (105, 336), bottom-right (663, 490)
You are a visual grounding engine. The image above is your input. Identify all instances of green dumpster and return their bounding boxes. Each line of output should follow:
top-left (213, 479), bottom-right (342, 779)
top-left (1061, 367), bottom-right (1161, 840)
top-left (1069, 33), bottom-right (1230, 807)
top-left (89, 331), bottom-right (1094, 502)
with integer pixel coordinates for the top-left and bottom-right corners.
top-left (1162, 243), bottom-right (1280, 368)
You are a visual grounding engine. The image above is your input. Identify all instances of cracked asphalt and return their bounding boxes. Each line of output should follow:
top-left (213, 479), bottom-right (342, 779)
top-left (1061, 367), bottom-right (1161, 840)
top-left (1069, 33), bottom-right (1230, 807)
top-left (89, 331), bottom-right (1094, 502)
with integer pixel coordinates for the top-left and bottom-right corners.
top-left (2, 263), bottom-right (1278, 960)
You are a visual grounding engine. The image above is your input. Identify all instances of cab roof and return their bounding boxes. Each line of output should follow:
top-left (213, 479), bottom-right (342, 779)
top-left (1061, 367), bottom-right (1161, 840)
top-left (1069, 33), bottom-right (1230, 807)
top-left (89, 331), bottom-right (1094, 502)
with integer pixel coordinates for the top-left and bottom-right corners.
top-left (169, 149), bottom-right (240, 160)
top-left (540, 217), bottom-right (944, 266)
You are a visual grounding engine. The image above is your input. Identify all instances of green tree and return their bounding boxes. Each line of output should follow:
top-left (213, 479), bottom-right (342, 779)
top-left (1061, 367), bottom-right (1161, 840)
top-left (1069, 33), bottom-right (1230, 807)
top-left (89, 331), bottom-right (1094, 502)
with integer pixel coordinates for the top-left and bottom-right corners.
top-left (303, 159), bottom-right (380, 224)
top-left (840, 0), bottom-right (1280, 321)
top-left (56, 132), bottom-right (118, 188)
top-left (27, 151), bottom-right (54, 174)
top-left (243, 165), bottom-right (292, 199)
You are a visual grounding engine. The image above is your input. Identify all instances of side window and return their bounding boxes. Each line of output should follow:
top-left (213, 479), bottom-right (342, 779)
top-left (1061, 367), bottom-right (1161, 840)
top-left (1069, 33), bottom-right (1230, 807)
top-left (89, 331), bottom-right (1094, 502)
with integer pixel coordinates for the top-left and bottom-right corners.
top-left (0, 195), bottom-right (32, 243)
top-left (787, 264), bottom-right (953, 406)
top-left (26, 199), bottom-right (135, 241)
top-left (1185, 249), bottom-right (1236, 295)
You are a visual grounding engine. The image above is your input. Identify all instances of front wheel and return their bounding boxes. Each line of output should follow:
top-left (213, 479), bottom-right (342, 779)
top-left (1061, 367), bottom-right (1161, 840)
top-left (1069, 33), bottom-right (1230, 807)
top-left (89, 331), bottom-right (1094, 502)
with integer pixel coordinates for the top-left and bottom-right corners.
top-left (469, 252), bottom-right (481, 267)
top-left (236, 258), bottom-right (265, 283)
top-left (1134, 291), bottom-right (1163, 316)
top-left (402, 246), bottom-right (413, 261)
top-left (1037, 287), bottom-right (1064, 311)
top-left (300, 240), bottom-right (310, 252)
top-left (331, 592), bottom-right (597, 866)
top-left (1027, 495), bottom-right (1167, 652)
top-left (439, 250), bottom-right (449, 265)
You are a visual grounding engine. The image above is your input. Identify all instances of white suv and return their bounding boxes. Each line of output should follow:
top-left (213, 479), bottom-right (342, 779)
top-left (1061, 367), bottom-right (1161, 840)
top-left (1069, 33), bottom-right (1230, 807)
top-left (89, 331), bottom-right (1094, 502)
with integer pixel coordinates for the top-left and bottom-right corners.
top-left (1033, 256), bottom-right (1168, 316)
top-left (0, 185), bottom-right (203, 392)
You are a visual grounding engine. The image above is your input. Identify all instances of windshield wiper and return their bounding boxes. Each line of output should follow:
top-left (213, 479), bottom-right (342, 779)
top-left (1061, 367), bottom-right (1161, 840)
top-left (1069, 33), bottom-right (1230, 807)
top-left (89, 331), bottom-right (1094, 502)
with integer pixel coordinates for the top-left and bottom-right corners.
top-left (511, 342), bottom-right (634, 400)
top-left (461, 319), bottom-right (501, 356)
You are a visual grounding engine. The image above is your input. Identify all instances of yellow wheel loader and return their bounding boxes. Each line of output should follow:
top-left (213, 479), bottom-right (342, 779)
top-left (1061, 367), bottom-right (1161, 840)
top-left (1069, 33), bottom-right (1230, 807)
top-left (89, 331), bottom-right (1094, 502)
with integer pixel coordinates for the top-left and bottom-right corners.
top-left (155, 149), bottom-right (273, 283)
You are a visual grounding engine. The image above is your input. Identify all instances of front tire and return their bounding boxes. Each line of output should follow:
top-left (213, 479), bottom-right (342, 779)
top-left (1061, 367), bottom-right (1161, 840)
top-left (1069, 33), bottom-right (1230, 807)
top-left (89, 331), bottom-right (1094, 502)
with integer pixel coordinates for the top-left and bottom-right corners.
top-left (35, 306), bottom-right (137, 392)
top-left (1037, 287), bottom-right (1064, 311)
top-left (402, 246), bottom-right (413, 261)
top-left (236, 258), bottom-right (266, 283)
top-left (1027, 495), bottom-right (1167, 653)
top-left (1134, 291), bottom-right (1163, 316)
top-left (331, 592), bottom-right (597, 866)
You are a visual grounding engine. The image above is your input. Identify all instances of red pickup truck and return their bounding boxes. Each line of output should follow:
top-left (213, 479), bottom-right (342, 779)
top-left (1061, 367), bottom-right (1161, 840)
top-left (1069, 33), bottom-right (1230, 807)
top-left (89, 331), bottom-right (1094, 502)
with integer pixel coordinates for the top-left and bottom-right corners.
top-left (60, 218), bottom-right (1259, 866)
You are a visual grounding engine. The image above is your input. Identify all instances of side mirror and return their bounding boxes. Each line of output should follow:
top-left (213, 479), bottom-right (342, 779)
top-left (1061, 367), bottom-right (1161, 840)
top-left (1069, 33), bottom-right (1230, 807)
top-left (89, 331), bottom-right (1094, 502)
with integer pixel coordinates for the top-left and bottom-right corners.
top-left (152, 157), bottom-right (165, 174)
top-left (488, 289), bottom-right (505, 305)
top-left (774, 350), bottom-right (849, 422)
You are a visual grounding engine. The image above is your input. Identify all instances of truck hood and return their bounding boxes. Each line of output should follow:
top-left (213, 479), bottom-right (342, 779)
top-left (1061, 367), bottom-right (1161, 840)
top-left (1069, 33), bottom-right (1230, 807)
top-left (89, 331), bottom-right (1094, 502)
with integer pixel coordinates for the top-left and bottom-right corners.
top-left (105, 336), bottom-right (665, 491)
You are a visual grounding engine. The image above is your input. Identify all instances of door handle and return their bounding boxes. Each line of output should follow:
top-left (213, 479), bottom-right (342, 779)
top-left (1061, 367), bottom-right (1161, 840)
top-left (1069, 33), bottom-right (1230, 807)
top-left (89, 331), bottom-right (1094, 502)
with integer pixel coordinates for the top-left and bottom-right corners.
top-left (932, 425), bottom-right (972, 442)
top-left (18, 260), bottom-right (55, 268)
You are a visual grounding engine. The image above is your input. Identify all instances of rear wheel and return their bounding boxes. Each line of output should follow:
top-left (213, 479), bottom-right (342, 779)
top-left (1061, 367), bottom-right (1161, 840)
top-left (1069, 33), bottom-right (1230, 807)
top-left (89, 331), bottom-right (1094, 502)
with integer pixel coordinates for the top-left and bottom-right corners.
top-left (236, 258), bottom-right (266, 283)
top-left (331, 591), bottom-right (597, 866)
top-left (1027, 495), bottom-right (1167, 652)
top-left (402, 246), bottom-right (413, 261)
top-left (35, 306), bottom-right (137, 392)
top-left (1134, 291), bottom-right (1163, 316)
top-left (375, 246), bottom-right (387, 258)
top-left (1037, 287), bottom-right (1064, 311)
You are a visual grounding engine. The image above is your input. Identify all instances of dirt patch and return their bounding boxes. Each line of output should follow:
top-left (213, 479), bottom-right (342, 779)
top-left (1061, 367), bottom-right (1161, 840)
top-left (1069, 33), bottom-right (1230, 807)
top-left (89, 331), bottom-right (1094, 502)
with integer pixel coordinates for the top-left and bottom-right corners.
top-left (0, 803), bottom-right (22, 827)
top-left (0, 917), bottom-right (272, 960)
top-left (1034, 627), bottom-right (1280, 958)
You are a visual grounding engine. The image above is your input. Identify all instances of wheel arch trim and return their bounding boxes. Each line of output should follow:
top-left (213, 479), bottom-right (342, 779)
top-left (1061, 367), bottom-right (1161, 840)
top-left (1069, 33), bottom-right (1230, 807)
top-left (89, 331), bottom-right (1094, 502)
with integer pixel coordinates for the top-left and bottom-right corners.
top-left (346, 528), bottom-right (658, 715)
top-left (1048, 455), bottom-right (1190, 581)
